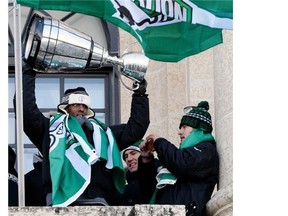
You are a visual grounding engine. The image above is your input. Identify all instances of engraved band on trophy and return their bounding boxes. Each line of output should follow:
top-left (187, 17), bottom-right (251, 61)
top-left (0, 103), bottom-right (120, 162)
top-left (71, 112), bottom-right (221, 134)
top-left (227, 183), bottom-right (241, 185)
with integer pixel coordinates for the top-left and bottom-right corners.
top-left (23, 14), bottom-right (149, 90)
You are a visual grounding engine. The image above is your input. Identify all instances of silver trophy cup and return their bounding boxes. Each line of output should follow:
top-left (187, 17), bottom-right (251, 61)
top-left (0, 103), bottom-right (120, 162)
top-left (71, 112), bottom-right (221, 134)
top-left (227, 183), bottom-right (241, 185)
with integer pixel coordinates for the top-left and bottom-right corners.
top-left (23, 14), bottom-right (149, 87)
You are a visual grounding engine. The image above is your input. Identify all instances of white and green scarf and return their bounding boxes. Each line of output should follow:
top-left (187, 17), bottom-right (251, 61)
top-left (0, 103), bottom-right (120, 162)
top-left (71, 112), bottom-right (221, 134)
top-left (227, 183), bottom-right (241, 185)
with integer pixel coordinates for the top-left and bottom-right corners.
top-left (49, 113), bottom-right (125, 207)
top-left (150, 129), bottom-right (215, 204)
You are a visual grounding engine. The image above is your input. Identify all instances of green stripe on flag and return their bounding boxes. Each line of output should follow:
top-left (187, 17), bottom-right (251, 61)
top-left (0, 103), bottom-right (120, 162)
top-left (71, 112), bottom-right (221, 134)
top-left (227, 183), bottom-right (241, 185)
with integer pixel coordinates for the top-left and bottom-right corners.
top-left (51, 156), bottom-right (87, 206)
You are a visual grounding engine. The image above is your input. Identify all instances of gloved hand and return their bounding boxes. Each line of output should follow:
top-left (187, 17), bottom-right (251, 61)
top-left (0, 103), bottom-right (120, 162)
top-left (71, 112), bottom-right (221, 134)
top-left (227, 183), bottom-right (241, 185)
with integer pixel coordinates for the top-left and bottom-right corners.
top-left (22, 60), bottom-right (36, 76)
top-left (133, 79), bottom-right (147, 95)
top-left (76, 116), bottom-right (94, 145)
top-left (76, 116), bottom-right (94, 131)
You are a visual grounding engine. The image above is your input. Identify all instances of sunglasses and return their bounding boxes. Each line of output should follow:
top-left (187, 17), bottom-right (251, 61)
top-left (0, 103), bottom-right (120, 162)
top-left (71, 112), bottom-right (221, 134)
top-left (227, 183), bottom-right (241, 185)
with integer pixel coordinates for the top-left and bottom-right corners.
top-left (183, 106), bottom-right (196, 114)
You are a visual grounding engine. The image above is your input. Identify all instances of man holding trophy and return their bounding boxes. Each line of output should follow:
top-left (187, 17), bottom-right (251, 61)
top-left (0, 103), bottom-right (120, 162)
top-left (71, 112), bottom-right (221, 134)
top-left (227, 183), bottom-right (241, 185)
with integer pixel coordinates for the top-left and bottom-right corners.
top-left (14, 14), bottom-right (150, 207)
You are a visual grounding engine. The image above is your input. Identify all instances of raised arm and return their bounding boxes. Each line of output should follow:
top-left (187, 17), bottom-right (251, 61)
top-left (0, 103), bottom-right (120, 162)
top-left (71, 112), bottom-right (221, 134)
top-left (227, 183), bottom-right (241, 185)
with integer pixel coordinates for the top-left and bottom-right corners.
top-left (110, 79), bottom-right (150, 151)
top-left (13, 67), bottom-right (47, 153)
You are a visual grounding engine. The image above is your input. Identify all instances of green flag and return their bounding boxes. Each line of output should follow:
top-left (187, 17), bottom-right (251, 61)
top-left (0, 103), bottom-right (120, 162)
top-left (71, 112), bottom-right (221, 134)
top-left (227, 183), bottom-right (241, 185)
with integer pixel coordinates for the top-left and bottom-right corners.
top-left (49, 114), bottom-right (125, 207)
top-left (16, 0), bottom-right (233, 62)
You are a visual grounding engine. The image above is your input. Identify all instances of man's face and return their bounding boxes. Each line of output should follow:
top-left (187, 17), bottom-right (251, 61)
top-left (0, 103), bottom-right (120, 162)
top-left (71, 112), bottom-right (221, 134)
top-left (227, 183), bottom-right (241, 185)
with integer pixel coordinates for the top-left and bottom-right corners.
top-left (178, 125), bottom-right (193, 143)
top-left (66, 104), bottom-right (88, 117)
top-left (124, 150), bottom-right (141, 173)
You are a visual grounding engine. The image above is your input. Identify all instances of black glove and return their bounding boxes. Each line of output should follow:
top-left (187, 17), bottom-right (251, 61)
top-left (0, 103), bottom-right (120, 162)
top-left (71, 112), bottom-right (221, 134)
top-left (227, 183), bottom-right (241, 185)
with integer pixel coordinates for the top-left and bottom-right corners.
top-left (76, 116), bottom-right (94, 146)
top-left (22, 60), bottom-right (36, 76)
top-left (76, 116), bottom-right (94, 131)
top-left (133, 79), bottom-right (147, 95)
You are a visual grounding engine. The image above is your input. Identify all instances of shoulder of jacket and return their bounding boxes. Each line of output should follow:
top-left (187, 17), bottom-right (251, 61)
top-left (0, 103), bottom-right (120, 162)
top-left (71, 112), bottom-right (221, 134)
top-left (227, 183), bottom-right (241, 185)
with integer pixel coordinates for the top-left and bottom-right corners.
top-left (42, 111), bottom-right (57, 119)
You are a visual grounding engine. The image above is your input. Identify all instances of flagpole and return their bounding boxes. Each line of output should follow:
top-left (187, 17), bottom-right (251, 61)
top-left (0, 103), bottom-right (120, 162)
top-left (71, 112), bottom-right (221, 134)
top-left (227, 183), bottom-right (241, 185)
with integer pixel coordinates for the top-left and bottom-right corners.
top-left (13, 1), bottom-right (25, 206)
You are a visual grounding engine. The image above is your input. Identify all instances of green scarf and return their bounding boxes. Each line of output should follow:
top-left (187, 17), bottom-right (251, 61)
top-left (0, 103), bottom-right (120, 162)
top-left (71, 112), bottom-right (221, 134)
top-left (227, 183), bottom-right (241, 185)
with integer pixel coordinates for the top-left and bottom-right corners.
top-left (49, 113), bottom-right (125, 207)
top-left (150, 129), bottom-right (215, 204)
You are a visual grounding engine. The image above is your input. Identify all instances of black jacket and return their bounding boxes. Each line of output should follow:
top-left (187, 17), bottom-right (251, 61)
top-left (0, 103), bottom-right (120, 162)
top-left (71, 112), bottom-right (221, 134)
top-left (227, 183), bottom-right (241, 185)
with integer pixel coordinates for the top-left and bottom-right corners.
top-left (25, 161), bottom-right (46, 206)
top-left (14, 68), bottom-right (150, 205)
top-left (120, 167), bottom-right (154, 206)
top-left (8, 146), bottom-right (18, 206)
top-left (138, 138), bottom-right (219, 216)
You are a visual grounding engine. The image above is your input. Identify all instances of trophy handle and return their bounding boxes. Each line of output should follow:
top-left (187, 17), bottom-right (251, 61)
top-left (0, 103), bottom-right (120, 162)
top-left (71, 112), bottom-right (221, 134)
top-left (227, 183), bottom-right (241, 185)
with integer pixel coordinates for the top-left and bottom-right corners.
top-left (117, 69), bottom-right (140, 91)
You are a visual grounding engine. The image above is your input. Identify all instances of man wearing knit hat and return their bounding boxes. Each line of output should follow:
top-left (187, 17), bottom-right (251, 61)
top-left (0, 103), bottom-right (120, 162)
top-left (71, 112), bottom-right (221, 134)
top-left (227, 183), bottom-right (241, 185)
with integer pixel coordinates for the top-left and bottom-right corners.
top-left (14, 65), bottom-right (150, 207)
top-left (138, 101), bottom-right (219, 216)
top-left (119, 139), bottom-right (155, 206)
top-left (122, 140), bottom-right (142, 173)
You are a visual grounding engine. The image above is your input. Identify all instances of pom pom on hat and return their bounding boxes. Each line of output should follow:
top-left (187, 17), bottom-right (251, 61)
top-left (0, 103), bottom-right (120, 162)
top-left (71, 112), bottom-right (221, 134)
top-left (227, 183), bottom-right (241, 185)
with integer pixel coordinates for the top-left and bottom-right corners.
top-left (57, 87), bottom-right (95, 118)
top-left (179, 101), bottom-right (213, 133)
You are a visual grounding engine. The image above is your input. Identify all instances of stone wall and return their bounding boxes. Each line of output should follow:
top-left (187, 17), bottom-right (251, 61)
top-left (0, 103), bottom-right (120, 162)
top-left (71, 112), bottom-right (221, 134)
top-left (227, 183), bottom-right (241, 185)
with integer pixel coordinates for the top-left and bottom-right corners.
top-left (8, 205), bottom-right (186, 216)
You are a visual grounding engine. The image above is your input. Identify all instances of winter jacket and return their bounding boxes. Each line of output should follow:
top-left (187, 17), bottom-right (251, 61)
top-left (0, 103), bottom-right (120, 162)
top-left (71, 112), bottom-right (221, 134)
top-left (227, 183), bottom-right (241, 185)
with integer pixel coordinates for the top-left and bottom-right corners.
top-left (25, 159), bottom-right (46, 206)
top-left (8, 146), bottom-right (18, 206)
top-left (14, 68), bottom-right (150, 206)
top-left (120, 167), bottom-right (154, 206)
top-left (138, 138), bottom-right (219, 216)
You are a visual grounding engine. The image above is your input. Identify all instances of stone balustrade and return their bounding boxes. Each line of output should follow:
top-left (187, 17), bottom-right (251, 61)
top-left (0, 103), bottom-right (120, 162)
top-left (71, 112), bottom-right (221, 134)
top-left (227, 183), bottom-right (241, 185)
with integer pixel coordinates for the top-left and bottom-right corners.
top-left (8, 205), bottom-right (186, 216)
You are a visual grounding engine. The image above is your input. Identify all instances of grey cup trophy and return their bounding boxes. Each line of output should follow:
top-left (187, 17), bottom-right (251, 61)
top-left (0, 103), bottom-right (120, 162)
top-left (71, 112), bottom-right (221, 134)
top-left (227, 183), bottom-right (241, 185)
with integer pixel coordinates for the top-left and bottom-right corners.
top-left (23, 14), bottom-right (149, 90)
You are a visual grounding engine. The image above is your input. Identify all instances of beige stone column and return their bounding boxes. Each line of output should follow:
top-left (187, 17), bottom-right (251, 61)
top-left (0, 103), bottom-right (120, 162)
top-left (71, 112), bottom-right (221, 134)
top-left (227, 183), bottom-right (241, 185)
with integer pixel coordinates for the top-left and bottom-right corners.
top-left (206, 30), bottom-right (233, 216)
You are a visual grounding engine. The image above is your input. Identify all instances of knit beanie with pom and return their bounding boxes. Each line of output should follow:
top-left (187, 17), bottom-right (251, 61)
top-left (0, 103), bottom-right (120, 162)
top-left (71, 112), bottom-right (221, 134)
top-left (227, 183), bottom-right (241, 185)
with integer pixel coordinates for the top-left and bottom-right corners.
top-left (179, 101), bottom-right (213, 133)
